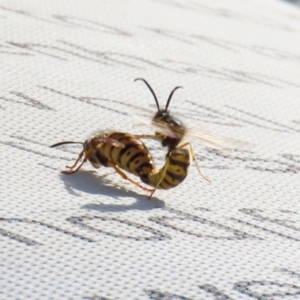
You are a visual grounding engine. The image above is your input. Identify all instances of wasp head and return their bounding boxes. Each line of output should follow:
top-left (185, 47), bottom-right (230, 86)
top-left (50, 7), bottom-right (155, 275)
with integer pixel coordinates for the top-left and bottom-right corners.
top-left (135, 78), bottom-right (186, 149)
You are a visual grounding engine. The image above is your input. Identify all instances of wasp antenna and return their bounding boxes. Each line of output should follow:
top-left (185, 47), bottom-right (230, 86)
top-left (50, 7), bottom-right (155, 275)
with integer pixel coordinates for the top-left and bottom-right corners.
top-left (165, 86), bottom-right (183, 110)
top-left (134, 78), bottom-right (160, 110)
top-left (50, 141), bottom-right (83, 148)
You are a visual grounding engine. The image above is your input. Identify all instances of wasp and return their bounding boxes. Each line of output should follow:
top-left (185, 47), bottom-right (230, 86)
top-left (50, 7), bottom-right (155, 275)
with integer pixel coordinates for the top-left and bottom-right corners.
top-left (134, 78), bottom-right (211, 182)
top-left (134, 78), bottom-right (246, 183)
top-left (51, 132), bottom-right (154, 193)
top-left (51, 131), bottom-right (190, 199)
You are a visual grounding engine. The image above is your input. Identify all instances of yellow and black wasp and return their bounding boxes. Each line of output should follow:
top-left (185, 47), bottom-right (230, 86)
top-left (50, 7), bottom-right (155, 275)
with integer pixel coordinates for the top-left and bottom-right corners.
top-left (51, 131), bottom-right (190, 199)
top-left (134, 78), bottom-right (210, 183)
top-left (51, 132), bottom-right (154, 193)
top-left (134, 78), bottom-right (245, 183)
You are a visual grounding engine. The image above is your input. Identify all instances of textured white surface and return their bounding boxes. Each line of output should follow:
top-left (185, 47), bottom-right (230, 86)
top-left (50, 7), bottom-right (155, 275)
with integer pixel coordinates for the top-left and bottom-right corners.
top-left (1, 0), bottom-right (300, 299)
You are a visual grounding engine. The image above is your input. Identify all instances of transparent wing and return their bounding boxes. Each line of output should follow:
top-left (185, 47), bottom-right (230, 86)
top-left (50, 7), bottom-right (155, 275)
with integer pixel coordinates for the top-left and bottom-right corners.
top-left (130, 110), bottom-right (249, 150)
top-left (132, 115), bottom-right (178, 138)
top-left (92, 136), bottom-right (125, 149)
top-left (185, 127), bottom-right (248, 150)
top-left (86, 131), bottom-right (126, 149)
top-left (103, 138), bottom-right (125, 148)
top-left (135, 117), bottom-right (247, 150)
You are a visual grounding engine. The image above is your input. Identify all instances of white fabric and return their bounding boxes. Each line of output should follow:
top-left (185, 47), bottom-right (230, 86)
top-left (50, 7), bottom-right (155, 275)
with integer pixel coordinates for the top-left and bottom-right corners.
top-left (1, 0), bottom-right (300, 299)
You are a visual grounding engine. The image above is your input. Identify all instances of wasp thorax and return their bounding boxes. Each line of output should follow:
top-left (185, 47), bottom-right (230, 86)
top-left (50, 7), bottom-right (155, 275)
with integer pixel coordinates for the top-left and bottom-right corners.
top-left (153, 110), bottom-right (186, 149)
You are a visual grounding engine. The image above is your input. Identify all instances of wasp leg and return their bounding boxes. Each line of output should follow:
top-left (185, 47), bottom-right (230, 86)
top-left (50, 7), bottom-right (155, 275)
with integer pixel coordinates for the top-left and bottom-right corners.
top-left (148, 189), bottom-right (156, 200)
top-left (65, 150), bottom-right (84, 170)
top-left (147, 159), bottom-right (169, 200)
top-left (107, 161), bottom-right (155, 193)
top-left (62, 150), bottom-right (91, 175)
top-left (178, 142), bottom-right (211, 183)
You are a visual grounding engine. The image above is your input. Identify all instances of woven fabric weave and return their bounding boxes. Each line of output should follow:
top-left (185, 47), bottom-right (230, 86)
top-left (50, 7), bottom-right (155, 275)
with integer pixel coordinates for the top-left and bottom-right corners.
top-left (1, 0), bottom-right (300, 299)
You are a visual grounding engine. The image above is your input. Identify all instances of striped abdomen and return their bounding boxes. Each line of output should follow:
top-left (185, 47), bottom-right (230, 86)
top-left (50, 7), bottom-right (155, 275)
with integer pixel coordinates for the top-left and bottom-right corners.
top-left (97, 132), bottom-right (155, 177)
top-left (143, 148), bottom-right (190, 189)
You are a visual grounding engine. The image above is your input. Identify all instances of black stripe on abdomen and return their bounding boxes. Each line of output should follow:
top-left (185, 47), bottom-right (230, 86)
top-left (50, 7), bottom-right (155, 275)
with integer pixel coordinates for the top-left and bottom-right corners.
top-left (169, 157), bottom-right (190, 169)
top-left (117, 142), bottom-right (140, 164)
top-left (166, 170), bottom-right (187, 182)
top-left (126, 152), bottom-right (144, 169)
top-left (135, 161), bottom-right (153, 176)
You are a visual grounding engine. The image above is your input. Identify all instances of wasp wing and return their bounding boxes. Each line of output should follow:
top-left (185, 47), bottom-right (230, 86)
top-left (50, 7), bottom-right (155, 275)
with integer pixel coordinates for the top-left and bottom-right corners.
top-left (131, 114), bottom-right (247, 150)
top-left (151, 119), bottom-right (248, 150)
top-left (132, 116), bottom-right (179, 138)
top-left (93, 137), bottom-right (125, 149)
top-left (186, 127), bottom-right (248, 150)
top-left (104, 138), bottom-right (125, 148)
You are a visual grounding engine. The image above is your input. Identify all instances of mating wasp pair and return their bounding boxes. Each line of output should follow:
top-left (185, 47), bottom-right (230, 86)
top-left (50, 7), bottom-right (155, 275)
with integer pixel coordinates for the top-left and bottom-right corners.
top-left (51, 79), bottom-right (242, 199)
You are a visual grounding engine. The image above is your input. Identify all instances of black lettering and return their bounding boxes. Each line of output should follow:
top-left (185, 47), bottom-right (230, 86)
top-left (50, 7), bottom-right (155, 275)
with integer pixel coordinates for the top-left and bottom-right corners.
top-left (277, 268), bottom-right (300, 279)
top-left (252, 16), bottom-right (295, 32)
top-left (0, 5), bottom-right (68, 27)
top-left (59, 40), bottom-right (182, 73)
top-left (192, 34), bottom-right (242, 52)
top-left (0, 140), bottom-right (72, 161)
top-left (144, 289), bottom-right (194, 300)
top-left (150, 0), bottom-right (194, 12)
top-left (149, 208), bottom-right (259, 240)
top-left (198, 284), bottom-right (233, 299)
top-left (194, 35), bottom-right (300, 63)
top-left (3, 91), bottom-right (54, 111)
top-left (151, 0), bottom-right (295, 31)
top-left (82, 296), bottom-right (112, 300)
top-left (191, 2), bottom-right (245, 19)
top-left (10, 135), bottom-right (54, 147)
top-left (164, 60), bottom-right (250, 82)
top-left (225, 105), bottom-right (300, 133)
top-left (8, 42), bottom-right (65, 60)
top-left (254, 161), bottom-right (290, 176)
top-left (193, 2), bottom-right (295, 31)
top-left (0, 218), bottom-right (94, 245)
top-left (144, 27), bottom-right (195, 45)
top-left (68, 215), bottom-right (170, 241)
top-left (163, 60), bottom-right (299, 90)
top-left (251, 46), bottom-right (300, 63)
top-left (191, 103), bottom-right (288, 133)
top-left (281, 153), bottom-right (300, 164)
top-left (240, 209), bottom-right (300, 233)
top-left (145, 27), bottom-right (244, 52)
top-left (234, 281), bottom-right (300, 299)
top-left (293, 119), bottom-right (300, 125)
top-left (0, 227), bottom-right (39, 246)
top-left (202, 147), bottom-right (300, 174)
top-left (9, 41), bottom-right (110, 65)
top-left (223, 69), bottom-right (300, 88)
top-left (231, 217), bottom-right (300, 242)
top-left (222, 69), bottom-right (278, 87)
top-left (0, 42), bottom-right (32, 56)
top-left (53, 15), bottom-right (131, 36)
top-left (39, 86), bottom-right (130, 115)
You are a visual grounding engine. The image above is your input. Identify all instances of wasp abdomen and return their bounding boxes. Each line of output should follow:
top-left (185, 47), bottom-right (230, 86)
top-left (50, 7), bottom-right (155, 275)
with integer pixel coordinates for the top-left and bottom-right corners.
top-left (98, 133), bottom-right (155, 178)
top-left (146, 148), bottom-right (190, 191)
